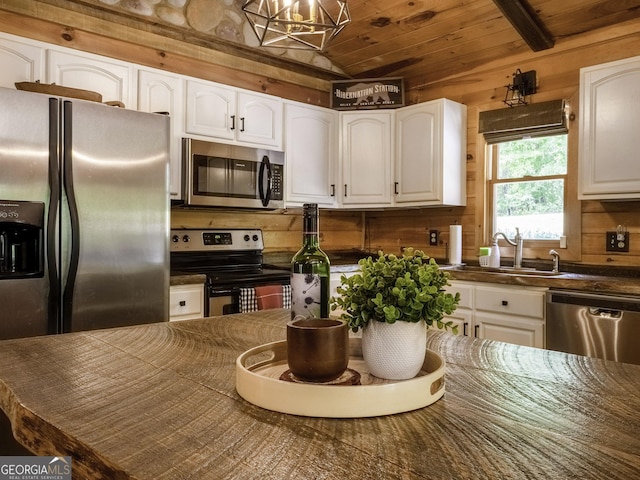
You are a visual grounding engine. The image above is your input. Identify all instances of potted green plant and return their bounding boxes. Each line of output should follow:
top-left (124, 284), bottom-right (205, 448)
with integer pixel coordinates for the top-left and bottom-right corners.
top-left (331, 248), bottom-right (460, 380)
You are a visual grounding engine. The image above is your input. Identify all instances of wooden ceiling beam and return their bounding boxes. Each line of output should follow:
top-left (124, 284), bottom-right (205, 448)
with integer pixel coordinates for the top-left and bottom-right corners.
top-left (492, 0), bottom-right (554, 51)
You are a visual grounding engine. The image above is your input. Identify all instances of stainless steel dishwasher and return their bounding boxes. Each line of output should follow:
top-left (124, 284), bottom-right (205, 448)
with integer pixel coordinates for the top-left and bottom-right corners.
top-left (546, 290), bottom-right (640, 365)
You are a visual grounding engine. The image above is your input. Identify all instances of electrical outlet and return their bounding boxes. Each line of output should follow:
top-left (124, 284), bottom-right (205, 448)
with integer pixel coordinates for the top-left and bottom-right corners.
top-left (606, 231), bottom-right (629, 252)
top-left (429, 230), bottom-right (439, 246)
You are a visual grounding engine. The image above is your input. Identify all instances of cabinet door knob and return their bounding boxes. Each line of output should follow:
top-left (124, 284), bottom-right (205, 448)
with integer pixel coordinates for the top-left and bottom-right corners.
top-left (502, 300), bottom-right (508, 306)
top-left (179, 300), bottom-right (186, 307)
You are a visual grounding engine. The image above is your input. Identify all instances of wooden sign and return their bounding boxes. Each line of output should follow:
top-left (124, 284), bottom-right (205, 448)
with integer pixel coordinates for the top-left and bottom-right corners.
top-left (330, 77), bottom-right (404, 110)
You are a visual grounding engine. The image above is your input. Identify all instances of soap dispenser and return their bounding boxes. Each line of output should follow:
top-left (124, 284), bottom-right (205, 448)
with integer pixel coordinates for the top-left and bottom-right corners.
top-left (489, 239), bottom-right (501, 268)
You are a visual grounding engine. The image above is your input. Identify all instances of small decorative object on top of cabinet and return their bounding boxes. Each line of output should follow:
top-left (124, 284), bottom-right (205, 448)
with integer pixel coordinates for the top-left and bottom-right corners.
top-left (331, 248), bottom-right (459, 379)
top-left (579, 55), bottom-right (640, 200)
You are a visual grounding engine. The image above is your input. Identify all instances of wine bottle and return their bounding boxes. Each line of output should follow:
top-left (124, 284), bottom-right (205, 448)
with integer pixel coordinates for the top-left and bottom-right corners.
top-left (290, 204), bottom-right (330, 319)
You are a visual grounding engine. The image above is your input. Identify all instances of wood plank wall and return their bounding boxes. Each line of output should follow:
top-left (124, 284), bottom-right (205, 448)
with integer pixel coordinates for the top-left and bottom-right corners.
top-left (393, 18), bottom-right (640, 267)
top-left (1, 7), bottom-right (639, 266)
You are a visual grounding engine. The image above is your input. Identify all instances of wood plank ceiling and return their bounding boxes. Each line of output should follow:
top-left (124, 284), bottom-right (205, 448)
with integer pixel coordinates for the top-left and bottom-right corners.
top-left (18, 0), bottom-right (640, 91)
top-left (325, 0), bottom-right (640, 89)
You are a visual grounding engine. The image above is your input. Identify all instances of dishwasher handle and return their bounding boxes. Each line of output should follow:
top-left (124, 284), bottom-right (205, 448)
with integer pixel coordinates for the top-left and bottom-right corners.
top-left (547, 290), bottom-right (640, 313)
top-left (588, 307), bottom-right (622, 318)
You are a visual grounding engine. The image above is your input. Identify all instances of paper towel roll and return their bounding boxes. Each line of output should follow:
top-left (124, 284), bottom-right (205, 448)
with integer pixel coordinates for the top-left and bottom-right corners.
top-left (449, 225), bottom-right (462, 265)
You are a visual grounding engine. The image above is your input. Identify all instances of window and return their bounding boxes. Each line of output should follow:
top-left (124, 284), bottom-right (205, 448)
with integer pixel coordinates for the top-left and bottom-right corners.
top-left (488, 135), bottom-right (568, 240)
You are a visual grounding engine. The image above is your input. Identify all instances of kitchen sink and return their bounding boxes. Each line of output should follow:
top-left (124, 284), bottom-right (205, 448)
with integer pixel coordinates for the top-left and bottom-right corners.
top-left (443, 265), bottom-right (562, 276)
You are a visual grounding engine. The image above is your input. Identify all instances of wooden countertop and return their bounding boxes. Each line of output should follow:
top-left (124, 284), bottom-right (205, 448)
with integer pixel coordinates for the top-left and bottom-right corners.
top-left (443, 268), bottom-right (640, 295)
top-left (1, 310), bottom-right (639, 479)
top-left (169, 273), bottom-right (207, 286)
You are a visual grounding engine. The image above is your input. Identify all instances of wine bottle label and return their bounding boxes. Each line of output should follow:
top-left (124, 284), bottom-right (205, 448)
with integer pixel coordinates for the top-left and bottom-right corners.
top-left (291, 272), bottom-right (323, 318)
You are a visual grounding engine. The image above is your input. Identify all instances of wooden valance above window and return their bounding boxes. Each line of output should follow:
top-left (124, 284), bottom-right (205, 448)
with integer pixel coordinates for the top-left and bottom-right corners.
top-left (479, 99), bottom-right (568, 143)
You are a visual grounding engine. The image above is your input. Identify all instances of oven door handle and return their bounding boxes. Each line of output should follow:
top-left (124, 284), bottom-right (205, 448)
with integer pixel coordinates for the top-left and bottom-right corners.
top-left (208, 286), bottom-right (239, 296)
top-left (258, 155), bottom-right (272, 207)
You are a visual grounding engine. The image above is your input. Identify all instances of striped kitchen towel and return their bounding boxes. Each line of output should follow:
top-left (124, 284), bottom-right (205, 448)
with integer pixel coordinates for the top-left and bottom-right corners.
top-left (239, 285), bottom-right (291, 313)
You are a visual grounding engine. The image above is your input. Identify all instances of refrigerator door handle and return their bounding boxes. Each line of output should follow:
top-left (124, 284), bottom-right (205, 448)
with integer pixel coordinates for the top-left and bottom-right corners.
top-left (61, 100), bottom-right (80, 333)
top-left (47, 98), bottom-right (61, 334)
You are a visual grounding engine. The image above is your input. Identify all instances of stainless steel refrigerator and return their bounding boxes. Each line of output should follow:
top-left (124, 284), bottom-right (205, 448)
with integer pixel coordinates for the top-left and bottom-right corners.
top-left (0, 87), bottom-right (170, 340)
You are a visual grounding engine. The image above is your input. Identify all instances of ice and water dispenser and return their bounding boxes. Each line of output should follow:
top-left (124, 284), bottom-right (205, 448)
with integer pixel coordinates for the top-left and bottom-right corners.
top-left (0, 201), bottom-right (44, 278)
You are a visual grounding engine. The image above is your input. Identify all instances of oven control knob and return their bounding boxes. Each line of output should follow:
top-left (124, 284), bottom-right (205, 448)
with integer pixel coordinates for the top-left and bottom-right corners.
top-left (171, 235), bottom-right (180, 243)
top-left (252, 234), bottom-right (259, 242)
top-left (244, 234), bottom-right (250, 242)
top-left (182, 235), bottom-right (190, 243)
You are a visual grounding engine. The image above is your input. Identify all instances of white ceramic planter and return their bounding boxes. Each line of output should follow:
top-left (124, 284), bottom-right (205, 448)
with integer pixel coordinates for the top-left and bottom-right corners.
top-left (361, 320), bottom-right (427, 380)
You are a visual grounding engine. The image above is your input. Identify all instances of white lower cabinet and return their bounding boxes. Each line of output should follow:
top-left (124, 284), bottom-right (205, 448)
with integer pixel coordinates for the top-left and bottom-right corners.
top-left (170, 284), bottom-right (205, 321)
top-left (443, 281), bottom-right (546, 348)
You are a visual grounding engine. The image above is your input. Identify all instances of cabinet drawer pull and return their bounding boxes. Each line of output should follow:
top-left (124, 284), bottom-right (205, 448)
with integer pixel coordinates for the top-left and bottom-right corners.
top-left (501, 300), bottom-right (508, 306)
top-left (463, 322), bottom-right (468, 336)
top-left (344, 184), bottom-right (348, 197)
top-left (331, 184), bottom-right (335, 197)
top-left (474, 325), bottom-right (479, 337)
top-left (179, 300), bottom-right (186, 307)
top-left (394, 181), bottom-right (399, 195)
top-left (240, 117), bottom-right (245, 132)
top-left (230, 115), bottom-right (236, 130)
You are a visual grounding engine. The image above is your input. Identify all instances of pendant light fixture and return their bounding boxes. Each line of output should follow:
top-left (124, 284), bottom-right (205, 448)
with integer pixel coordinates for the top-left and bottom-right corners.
top-left (242, 0), bottom-right (351, 51)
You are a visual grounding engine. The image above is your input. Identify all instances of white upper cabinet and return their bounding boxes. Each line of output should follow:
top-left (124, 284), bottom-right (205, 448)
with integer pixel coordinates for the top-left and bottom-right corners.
top-left (579, 55), bottom-right (640, 199)
top-left (284, 101), bottom-right (338, 207)
top-left (47, 50), bottom-right (134, 107)
top-left (186, 80), bottom-right (235, 141)
top-left (395, 99), bottom-right (466, 207)
top-left (237, 91), bottom-right (283, 148)
top-left (0, 33), bottom-right (45, 88)
top-left (186, 79), bottom-right (283, 150)
top-left (339, 99), bottom-right (465, 209)
top-left (340, 111), bottom-right (393, 207)
top-left (138, 69), bottom-right (185, 199)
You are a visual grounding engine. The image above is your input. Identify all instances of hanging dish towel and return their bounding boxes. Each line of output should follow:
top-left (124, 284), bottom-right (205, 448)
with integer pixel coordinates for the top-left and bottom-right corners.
top-left (239, 285), bottom-right (291, 313)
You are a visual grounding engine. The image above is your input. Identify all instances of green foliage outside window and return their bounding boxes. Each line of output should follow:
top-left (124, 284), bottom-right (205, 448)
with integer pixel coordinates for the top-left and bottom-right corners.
top-left (493, 135), bottom-right (567, 239)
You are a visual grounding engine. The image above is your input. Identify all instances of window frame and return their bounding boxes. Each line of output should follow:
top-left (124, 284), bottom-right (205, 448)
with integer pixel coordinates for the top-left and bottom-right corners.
top-left (488, 136), bottom-right (568, 245)
top-left (482, 129), bottom-right (581, 264)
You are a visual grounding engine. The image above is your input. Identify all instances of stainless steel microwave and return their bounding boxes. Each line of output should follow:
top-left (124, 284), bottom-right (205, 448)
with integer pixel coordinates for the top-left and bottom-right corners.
top-left (182, 138), bottom-right (284, 209)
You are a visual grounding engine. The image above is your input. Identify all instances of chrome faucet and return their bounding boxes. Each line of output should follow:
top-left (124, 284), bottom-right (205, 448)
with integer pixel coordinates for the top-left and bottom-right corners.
top-left (549, 249), bottom-right (560, 273)
top-left (493, 228), bottom-right (523, 269)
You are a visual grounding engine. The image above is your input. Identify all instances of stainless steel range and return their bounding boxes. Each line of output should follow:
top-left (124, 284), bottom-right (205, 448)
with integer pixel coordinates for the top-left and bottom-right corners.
top-left (170, 229), bottom-right (290, 316)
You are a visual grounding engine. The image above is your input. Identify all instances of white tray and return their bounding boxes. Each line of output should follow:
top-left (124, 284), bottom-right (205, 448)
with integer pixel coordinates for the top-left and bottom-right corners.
top-left (235, 338), bottom-right (445, 418)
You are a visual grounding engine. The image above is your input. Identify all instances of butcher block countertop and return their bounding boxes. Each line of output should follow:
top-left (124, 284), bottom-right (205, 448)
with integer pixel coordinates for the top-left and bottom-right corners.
top-left (1, 310), bottom-right (640, 479)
